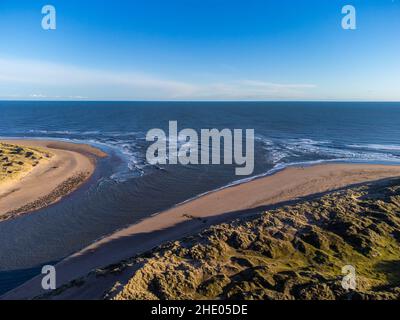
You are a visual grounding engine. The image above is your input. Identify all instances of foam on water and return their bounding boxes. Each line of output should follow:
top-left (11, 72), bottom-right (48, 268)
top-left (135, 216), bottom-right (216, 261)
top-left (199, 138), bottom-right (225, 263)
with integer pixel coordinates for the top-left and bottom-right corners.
top-left (347, 143), bottom-right (400, 151)
top-left (4, 128), bottom-right (400, 184)
top-left (1, 130), bottom-right (149, 182)
top-left (2, 101), bottom-right (400, 293)
top-left (256, 135), bottom-right (400, 166)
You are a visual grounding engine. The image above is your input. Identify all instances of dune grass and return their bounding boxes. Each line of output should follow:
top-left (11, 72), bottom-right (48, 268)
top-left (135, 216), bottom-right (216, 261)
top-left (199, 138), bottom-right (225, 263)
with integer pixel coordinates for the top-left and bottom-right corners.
top-left (0, 142), bottom-right (52, 184)
top-left (106, 179), bottom-right (400, 300)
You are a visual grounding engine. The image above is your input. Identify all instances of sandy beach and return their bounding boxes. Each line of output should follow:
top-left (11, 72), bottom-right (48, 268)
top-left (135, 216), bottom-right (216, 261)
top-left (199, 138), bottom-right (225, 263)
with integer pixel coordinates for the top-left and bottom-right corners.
top-left (3, 162), bottom-right (400, 300)
top-left (0, 139), bottom-right (107, 222)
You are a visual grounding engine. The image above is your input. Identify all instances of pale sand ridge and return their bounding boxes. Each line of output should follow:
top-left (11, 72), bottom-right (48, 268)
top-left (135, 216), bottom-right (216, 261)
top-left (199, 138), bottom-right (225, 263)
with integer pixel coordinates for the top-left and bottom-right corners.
top-left (0, 139), bottom-right (107, 221)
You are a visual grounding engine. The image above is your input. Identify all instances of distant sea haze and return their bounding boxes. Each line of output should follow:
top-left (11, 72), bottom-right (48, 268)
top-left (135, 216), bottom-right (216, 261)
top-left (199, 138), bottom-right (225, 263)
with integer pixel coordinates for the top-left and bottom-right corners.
top-left (1, 101), bottom-right (400, 294)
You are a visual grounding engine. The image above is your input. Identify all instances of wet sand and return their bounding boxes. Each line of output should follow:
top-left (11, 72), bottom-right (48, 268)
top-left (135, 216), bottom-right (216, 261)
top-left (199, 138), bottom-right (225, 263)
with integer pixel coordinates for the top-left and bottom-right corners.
top-left (0, 139), bottom-right (107, 222)
top-left (2, 162), bottom-right (400, 299)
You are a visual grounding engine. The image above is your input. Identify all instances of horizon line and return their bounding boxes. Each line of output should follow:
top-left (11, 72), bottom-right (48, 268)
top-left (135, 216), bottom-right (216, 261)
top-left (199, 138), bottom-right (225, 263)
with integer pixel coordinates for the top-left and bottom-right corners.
top-left (1, 100), bottom-right (400, 103)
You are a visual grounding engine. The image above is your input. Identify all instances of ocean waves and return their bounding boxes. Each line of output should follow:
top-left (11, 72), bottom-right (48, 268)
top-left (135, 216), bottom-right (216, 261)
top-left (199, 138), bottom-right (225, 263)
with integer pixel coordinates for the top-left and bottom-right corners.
top-left (256, 136), bottom-right (400, 167)
top-left (0, 129), bottom-right (150, 182)
top-left (3, 128), bottom-right (400, 184)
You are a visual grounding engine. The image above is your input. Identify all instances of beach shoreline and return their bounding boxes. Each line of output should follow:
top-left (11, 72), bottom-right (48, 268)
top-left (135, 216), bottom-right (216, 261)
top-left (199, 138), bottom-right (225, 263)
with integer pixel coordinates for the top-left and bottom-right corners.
top-left (0, 139), bottom-right (107, 222)
top-left (2, 162), bottom-right (400, 300)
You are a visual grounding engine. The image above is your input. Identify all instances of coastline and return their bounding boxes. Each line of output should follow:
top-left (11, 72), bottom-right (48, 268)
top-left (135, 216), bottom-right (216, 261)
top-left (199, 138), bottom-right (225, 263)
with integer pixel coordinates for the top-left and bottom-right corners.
top-left (3, 162), bottom-right (400, 299)
top-left (0, 139), bottom-right (107, 222)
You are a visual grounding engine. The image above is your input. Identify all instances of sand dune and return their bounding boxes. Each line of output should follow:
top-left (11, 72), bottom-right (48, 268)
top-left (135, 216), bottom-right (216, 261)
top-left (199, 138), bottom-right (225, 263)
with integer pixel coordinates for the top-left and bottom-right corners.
top-left (0, 139), bottom-right (106, 222)
top-left (2, 162), bottom-right (400, 299)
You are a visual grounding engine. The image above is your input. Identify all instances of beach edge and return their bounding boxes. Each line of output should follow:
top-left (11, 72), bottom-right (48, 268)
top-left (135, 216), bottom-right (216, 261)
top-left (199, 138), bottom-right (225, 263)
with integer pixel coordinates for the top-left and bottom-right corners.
top-left (0, 139), bottom-right (107, 222)
top-left (2, 162), bottom-right (400, 300)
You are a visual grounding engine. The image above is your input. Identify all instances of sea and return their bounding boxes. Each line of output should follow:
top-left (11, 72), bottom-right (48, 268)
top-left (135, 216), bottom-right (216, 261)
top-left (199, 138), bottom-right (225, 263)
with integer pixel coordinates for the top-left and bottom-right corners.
top-left (1, 101), bottom-right (400, 294)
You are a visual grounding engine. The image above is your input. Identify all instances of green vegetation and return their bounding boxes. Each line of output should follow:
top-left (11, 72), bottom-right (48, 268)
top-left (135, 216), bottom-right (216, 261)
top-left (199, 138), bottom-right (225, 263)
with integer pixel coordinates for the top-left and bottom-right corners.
top-left (0, 142), bottom-right (51, 183)
top-left (39, 177), bottom-right (400, 300)
top-left (106, 179), bottom-right (400, 300)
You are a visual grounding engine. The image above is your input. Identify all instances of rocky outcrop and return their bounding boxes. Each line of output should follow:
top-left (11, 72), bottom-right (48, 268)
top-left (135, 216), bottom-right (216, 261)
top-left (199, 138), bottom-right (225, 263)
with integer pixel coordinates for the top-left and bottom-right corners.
top-left (1, 172), bottom-right (90, 221)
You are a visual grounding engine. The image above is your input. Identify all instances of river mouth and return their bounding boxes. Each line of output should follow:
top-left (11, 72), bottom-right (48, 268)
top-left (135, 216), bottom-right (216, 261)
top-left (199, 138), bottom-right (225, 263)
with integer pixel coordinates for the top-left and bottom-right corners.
top-left (1, 101), bottom-right (400, 295)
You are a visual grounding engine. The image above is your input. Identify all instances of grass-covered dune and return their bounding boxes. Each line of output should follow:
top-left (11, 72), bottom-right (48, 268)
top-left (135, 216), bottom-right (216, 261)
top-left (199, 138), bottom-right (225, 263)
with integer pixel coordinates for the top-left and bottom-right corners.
top-left (0, 142), bottom-right (51, 184)
top-left (97, 178), bottom-right (400, 300)
top-left (25, 173), bottom-right (400, 300)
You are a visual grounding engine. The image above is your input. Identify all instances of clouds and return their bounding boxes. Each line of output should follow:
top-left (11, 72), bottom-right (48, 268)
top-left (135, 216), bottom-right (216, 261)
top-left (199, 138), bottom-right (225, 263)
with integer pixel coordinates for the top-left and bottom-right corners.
top-left (0, 57), bottom-right (316, 100)
top-left (196, 80), bottom-right (317, 100)
top-left (0, 58), bottom-right (197, 99)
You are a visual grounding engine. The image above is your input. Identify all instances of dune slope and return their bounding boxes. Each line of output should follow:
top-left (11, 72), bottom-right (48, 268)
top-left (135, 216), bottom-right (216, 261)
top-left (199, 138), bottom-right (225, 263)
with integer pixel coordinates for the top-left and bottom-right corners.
top-left (38, 177), bottom-right (400, 300)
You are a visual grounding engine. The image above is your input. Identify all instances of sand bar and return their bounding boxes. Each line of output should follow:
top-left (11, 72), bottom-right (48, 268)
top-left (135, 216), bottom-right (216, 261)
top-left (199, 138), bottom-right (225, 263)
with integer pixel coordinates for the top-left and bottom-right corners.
top-left (2, 163), bottom-right (400, 299)
top-left (0, 139), bottom-right (107, 221)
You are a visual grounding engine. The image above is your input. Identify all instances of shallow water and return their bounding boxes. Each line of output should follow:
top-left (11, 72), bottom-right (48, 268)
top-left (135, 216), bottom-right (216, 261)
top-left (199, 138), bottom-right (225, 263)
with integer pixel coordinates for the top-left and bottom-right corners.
top-left (1, 101), bottom-right (400, 294)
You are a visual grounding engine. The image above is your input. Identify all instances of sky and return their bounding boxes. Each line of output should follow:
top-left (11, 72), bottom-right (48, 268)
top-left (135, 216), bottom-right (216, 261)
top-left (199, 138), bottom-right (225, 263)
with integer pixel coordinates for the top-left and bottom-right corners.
top-left (0, 0), bottom-right (399, 101)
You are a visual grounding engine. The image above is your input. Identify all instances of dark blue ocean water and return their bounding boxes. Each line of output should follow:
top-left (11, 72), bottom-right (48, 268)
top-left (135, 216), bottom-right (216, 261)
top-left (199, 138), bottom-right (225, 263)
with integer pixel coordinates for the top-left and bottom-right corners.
top-left (1, 101), bottom-right (400, 293)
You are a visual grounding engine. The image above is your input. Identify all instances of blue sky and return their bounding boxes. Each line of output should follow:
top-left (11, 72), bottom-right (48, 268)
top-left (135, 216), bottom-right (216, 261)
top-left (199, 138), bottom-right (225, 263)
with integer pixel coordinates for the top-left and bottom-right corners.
top-left (0, 0), bottom-right (399, 101)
